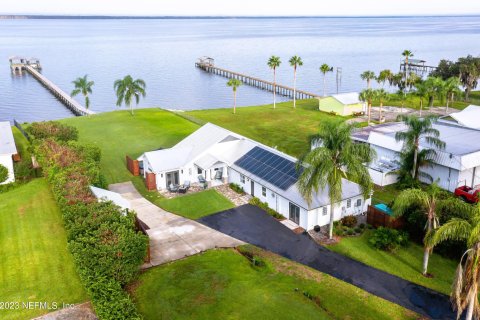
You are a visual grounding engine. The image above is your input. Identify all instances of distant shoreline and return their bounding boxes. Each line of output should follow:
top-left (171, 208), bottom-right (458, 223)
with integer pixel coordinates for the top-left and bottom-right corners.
top-left (1, 14), bottom-right (480, 20)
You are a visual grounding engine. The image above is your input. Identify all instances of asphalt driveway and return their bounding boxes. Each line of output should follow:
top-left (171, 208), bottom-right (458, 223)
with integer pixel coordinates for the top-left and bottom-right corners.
top-left (198, 204), bottom-right (456, 320)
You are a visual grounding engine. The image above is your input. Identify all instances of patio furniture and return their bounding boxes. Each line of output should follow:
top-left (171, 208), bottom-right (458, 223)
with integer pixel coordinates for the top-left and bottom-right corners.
top-left (183, 180), bottom-right (190, 189)
top-left (168, 183), bottom-right (179, 193)
top-left (198, 175), bottom-right (206, 184)
top-left (214, 170), bottom-right (223, 180)
top-left (179, 180), bottom-right (190, 194)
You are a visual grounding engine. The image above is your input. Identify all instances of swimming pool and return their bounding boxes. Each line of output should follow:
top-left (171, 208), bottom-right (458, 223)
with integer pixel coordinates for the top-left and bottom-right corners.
top-left (374, 203), bottom-right (393, 216)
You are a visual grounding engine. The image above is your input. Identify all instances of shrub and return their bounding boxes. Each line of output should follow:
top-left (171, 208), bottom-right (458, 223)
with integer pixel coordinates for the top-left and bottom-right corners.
top-left (369, 227), bottom-right (409, 252)
top-left (354, 226), bottom-right (362, 234)
top-left (14, 160), bottom-right (35, 182)
top-left (346, 229), bottom-right (355, 236)
top-left (249, 197), bottom-right (284, 219)
top-left (27, 121), bottom-right (78, 142)
top-left (0, 164), bottom-right (8, 183)
top-left (340, 215), bottom-right (357, 228)
top-left (359, 223), bottom-right (366, 229)
top-left (333, 226), bottom-right (344, 236)
top-left (229, 183), bottom-right (244, 194)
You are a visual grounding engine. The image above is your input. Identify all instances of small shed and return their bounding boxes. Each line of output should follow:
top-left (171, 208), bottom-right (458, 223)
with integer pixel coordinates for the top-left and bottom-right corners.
top-left (0, 122), bottom-right (18, 184)
top-left (318, 92), bottom-right (365, 116)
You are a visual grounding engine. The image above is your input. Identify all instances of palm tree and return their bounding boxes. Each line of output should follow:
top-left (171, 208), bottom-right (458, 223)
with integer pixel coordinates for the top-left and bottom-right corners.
top-left (227, 78), bottom-right (242, 114)
top-left (71, 75), bottom-right (94, 111)
top-left (395, 115), bottom-right (445, 180)
top-left (393, 183), bottom-right (443, 276)
top-left (443, 77), bottom-right (462, 114)
top-left (289, 56), bottom-right (303, 109)
top-left (376, 89), bottom-right (389, 122)
top-left (423, 77), bottom-right (445, 108)
top-left (457, 55), bottom-right (480, 101)
top-left (319, 64), bottom-right (333, 96)
top-left (426, 204), bottom-right (480, 320)
top-left (267, 56), bottom-right (281, 109)
top-left (360, 71), bottom-right (376, 89)
top-left (114, 75), bottom-right (146, 116)
top-left (297, 122), bottom-right (374, 240)
top-left (377, 69), bottom-right (393, 88)
top-left (396, 89), bottom-right (407, 113)
top-left (402, 50), bottom-right (414, 86)
top-left (414, 81), bottom-right (428, 116)
top-left (359, 88), bottom-right (377, 125)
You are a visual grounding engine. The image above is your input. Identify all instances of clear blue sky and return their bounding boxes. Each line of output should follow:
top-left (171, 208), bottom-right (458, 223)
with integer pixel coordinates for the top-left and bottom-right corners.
top-left (2, 0), bottom-right (480, 16)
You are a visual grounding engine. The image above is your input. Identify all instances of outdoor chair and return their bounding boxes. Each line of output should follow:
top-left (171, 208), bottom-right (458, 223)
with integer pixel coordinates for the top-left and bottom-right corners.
top-left (183, 180), bottom-right (191, 189)
top-left (168, 183), bottom-right (179, 193)
top-left (198, 175), bottom-right (206, 184)
top-left (214, 170), bottom-right (223, 180)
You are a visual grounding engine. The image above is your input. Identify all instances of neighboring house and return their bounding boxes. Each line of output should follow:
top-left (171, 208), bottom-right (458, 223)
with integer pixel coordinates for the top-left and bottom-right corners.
top-left (139, 123), bottom-right (371, 231)
top-left (0, 122), bottom-right (18, 184)
top-left (90, 186), bottom-right (131, 215)
top-left (352, 121), bottom-right (480, 192)
top-left (439, 105), bottom-right (480, 129)
top-left (318, 92), bottom-right (365, 116)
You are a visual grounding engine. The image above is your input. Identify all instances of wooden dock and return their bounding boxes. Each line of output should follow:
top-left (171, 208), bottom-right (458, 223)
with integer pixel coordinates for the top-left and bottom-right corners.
top-left (195, 57), bottom-right (319, 100)
top-left (9, 56), bottom-right (94, 117)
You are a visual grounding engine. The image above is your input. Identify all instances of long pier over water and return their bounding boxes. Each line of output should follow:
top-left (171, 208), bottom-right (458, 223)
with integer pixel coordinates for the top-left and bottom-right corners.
top-left (9, 56), bottom-right (94, 117)
top-left (195, 57), bottom-right (319, 100)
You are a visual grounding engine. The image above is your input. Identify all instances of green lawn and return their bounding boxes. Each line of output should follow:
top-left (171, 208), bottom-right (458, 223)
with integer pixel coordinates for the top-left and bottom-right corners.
top-left (328, 230), bottom-right (457, 295)
top-left (0, 179), bottom-right (87, 320)
top-left (61, 109), bottom-right (199, 185)
top-left (11, 127), bottom-right (31, 163)
top-left (132, 247), bottom-right (417, 320)
top-left (158, 189), bottom-right (235, 219)
top-left (185, 99), bottom-right (343, 158)
top-left (371, 93), bottom-right (470, 111)
top-left (372, 184), bottom-right (401, 205)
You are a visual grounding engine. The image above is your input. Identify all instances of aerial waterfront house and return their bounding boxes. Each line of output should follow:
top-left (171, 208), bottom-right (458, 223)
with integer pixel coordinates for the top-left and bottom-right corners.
top-left (0, 122), bottom-right (18, 184)
top-left (439, 105), bottom-right (480, 129)
top-left (318, 92), bottom-right (365, 116)
top-left (352, 121), bottom-right (480, 192)
top-left (138, 123), bottom-right (370, 230)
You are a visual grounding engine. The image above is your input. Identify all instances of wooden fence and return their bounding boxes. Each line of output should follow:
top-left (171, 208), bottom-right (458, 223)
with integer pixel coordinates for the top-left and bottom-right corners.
top-left (126, 155), bottom-right (140, 176)
top-left (367, 205), bottom-right (404, 229)
top-left (145, 172), bottom-right (156, 191)
top-left (134, 216), bottom-right (151, 263)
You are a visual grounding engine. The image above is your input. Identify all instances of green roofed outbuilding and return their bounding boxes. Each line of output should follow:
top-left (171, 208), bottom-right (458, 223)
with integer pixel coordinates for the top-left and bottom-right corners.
top-left (318, 92), bottom-right (365, 116)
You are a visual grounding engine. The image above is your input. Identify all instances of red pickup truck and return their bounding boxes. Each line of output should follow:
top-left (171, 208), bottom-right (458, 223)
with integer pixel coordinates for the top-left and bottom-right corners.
top-left (455, 186), bottom-right (480, 204)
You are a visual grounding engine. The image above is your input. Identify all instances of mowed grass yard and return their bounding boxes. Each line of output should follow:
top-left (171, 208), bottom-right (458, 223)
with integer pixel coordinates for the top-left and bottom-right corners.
top-left (186, 99), bottom-right (343, 157)
top-left (132, 247), bottom-right (418, 320)
top-left (328, 230), bottom-right (457, 295)
top-left (0, 179), bottom-right (87, 320)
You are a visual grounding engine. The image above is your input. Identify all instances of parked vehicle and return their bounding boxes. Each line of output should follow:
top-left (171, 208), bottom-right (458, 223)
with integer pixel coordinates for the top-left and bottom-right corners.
top-left (454, 185), bottom-right (480, 204)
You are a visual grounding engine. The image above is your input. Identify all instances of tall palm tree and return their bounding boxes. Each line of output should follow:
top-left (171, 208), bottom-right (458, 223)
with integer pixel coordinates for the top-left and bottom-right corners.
top-left (402, 50), bottom-right (414, 86)
top-left (423, 77), bottom-right (445, 108)
top-left (395, 115), bottom-right (445, 180)
top-left (71, 75), bottom-right (94, 111)
top-left (289, 56), bottom-right (303, 109)
top-left (393, 183), bottom-right (443, 276)
top-left (359, 88), bottom-right (377, 125)
top-left (227, 78), bottom-right (242, 114)
top-left (297, 122), bottom-right (374, 239)
top-left (377, 69), bottom-right (394, 88)
top-left (396, 89), bottom-right (407, 113)
top-left (267, 56), bottom-right (281, 109)
top-left (114, 75), bottom-right (146, 116)
top-left (376, 89), bottom-right (389, 122)
top-left (426, 204), bottom-right (480, 320)
top-left (457, 55), bottom-right (480, 101)
top-left (443, 77), bottom-right (462, 114)
top-left (414, 81), bottom-right (428, 116)
top-left (360, 71), bottom-right (376, 89)
top-left (319, 64), bottom-right (333, 96)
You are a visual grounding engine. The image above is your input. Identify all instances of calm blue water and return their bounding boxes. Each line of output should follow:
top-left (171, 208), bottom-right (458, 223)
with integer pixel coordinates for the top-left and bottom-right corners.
top-left (374, 203), bottom-right (393, 215)
top-left (1, 17), bottom-right (480, 123)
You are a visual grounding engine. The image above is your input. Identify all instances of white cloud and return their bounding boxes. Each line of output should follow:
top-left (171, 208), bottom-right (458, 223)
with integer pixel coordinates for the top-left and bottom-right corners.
top-left (2, 0), bottom-right (480, 16)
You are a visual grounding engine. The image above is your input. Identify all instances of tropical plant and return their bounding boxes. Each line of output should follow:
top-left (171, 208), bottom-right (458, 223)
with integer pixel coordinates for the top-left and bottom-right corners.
top-left (359, 88), bottom-right (377, 124)
top-left (319, 63), bottom-right (333, 96)
top-left (375, 88), bottom-right (389, 122)
top-left (423, 77), bottom-right (445, 108)
top-left (267, 56), bottom-right (281, 109)
top-left (71, 75), bottom-right (94, 111)
top-left (227, 78), bottom-right (242, 114)
top-left (426, 204), bottom-right (480, 320)
top-left (443, 77), bottom-right (462, 114)
top-left (114, 75), bottom-right (146, 116)
top-left (360, 70), bottom-right (376, 89)
top-left (369, 227), bottom-right (409, 252)
top-left (457, 55), bottom-right (480, 101)
top-left (0, 164), bottom-right (8, 183)
top-left (377, 69), bottom-right (394, 88)
top-left (402, 50), bottom-right (414, 83)
top-left (289, 56), bottom-right (303, 108)
top-left (395, 115), bottom-right (445, 180)
top-left (393, 183), bottom-right (445, 275)
top-left (297, 122), bottom-right (374, 239)
top-left (396, 89), bottom-right (407, 113)
top-left (414, 81), bottom-right (428, 116)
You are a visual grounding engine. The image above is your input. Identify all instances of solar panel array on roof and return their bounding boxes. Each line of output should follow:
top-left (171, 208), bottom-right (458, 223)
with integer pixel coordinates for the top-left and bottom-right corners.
top-left (234, 146), bottom-right (301, 190)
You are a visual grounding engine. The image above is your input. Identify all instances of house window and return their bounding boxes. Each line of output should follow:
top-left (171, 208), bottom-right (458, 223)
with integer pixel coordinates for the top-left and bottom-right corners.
top-left (197, 167), bottom-right (202, 174)
top-left (189, 168), bottom-right (192, 175)
top-left (240, 174), bottom-right (245, 184)
top-left (356, 199), bottom-right (362, 207)
top-left (322, 207), bottom-right (327, 216)
top-left (181, 170), bottom-right (183, 174)
top-left (347, 199), bottom-right (351, 208)
top-left (262, 186), bottom-right (266, 197)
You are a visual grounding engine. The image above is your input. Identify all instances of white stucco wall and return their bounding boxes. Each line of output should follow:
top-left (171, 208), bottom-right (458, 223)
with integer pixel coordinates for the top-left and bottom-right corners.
top-left (0, 154), bottom-right (14, 184)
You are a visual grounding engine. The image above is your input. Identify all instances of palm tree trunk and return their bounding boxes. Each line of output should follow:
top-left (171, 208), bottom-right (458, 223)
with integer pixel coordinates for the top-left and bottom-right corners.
top-left (293, 67), bottom-right (297, 108)
top-left (445, 97), bottom-right (450, 114)
top-left (412, 141), bottom-right (419, 179)
top-left (273, 68), bottom-right (276, 109)
top-left (233, 91), bottom-right (237, 114)
top-left (328, 202), bottom-right (335, 240)
top-left (466, 289), bottom-right (476, 320)
top-left (422, 247), bottom-right (430, 275)
top-left (419, 99), bottom-right (423, 117)
top-left (367, 79), bottom-right (370, 89)
top-left (367, 102), bottom-right (372, 125)
top-left (379, 102), bottom-right (383, 122)
top-left (323, 74), bottom-right (327, 97)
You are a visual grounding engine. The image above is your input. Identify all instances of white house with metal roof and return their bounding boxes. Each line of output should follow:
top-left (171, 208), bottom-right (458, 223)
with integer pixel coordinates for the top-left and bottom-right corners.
top-left (352, 121), bottom-right (480, 192)
top-left (439, 105), bottom-right (480, 129)
top-left (139, 123), bottom-right (370, 230)
top-left (318, 92), bottom-right (365, 116)
top-left (0, 122), bottom-right (18, 184)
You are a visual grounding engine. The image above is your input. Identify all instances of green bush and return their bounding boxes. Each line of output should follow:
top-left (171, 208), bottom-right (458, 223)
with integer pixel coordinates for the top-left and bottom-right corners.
top-left (27, 121), bottom-right (78, 142)
top-left (0, 164), bottom-right (8, 183)
top-left (229, 183), bottom-right (244, 194)
top-left (359, 223), bottom-right (366, 229)
top-left (248, 197), bottom-right (284, 219)
top-left (346, 229), bottom-right (355, 236)
top-left (369, 227), bottom-right (409, 252)
top-left (340, 215), bottom-right (357, 228)
top-left (354, 226), bottom-right (362, 234)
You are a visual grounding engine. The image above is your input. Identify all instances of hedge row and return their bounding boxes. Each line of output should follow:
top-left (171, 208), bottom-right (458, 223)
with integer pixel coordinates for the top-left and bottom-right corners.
top-left (30, 122), bottom-right (148, 319)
